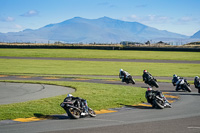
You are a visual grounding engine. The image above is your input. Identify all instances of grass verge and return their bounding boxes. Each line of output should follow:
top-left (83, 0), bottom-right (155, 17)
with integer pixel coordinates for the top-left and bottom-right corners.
top-left (0, 80), bottom-right (146, 120)
top-left (0, 59), bottom-right (199, 77)
top-left (0, 49), bottom-right (200, 61)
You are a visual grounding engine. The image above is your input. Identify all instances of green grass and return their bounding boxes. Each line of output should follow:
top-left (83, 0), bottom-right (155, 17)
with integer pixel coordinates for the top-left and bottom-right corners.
top-left (0, 59), bottom-right (199, 77)
top-left (0, 80), bottom-right (146, 120)
top-left (0, 49), bottom-right (198, 120)
top-left (0, 49), bottom-right (200, 61)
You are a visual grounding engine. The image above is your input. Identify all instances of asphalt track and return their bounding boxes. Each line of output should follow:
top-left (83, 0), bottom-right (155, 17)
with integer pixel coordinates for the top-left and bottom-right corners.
top-left (0, 57), bottom-right (200, 133)
top-left (0, 82), bottom-right (74, 105)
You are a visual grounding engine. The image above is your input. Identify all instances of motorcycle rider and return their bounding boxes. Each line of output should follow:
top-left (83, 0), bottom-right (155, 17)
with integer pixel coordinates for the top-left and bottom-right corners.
top-left (119, 69), bottom-right (129, 82)
top-left (172, 74), bottom-right (181, 86)
top-left (194, 76), bottom-right (200, 88)
top-left (172, 74), bottom-right (184, 91)
top-left (142, 70), bottom-right (155, 84)
top-left (65, 94), bottom-right (89, 115)
top-left (145, 87), bottom-right (171, 108)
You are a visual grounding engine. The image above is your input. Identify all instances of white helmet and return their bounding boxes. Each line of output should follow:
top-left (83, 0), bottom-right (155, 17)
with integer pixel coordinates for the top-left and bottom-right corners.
top-left (120, 69), bottom-right (123, 72)
top-left (173, 74), bottom-right (177, 78)
top-left (195, 76), bottom-right (199, 80)
top-left (67, 94), bottom-right (73, 97)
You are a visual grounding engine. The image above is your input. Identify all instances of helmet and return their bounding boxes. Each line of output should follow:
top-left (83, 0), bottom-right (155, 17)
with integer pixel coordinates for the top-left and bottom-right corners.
top-left (195, 76), bottom-right (199, 80)
top-left (120, 69), bottom-right (123, 72)
top-left (173, 74), bottom-right (177, 78)
top-left (147, 87), bottom-right (152, 91)
top-left (67, 94), bottom-right (73, 97)
top-left (143, 70), bottom-right (147, 73)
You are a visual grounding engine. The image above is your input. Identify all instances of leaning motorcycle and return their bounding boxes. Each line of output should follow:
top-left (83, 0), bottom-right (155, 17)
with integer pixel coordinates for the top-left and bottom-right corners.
top-left (124, 75), bottom-right (136, 84)
top-left (145, 76), bottom-right (159, 88)
top-left (120, 73), bottom-right (135, 84)
top-left (194, 77), bottom-right (200, 93)
top-left (60, 97), bottom-right (96, 119)
top-left (146, 91), bottom-right (171, 109)
top-left (175, 79), bottom-right (192, 92)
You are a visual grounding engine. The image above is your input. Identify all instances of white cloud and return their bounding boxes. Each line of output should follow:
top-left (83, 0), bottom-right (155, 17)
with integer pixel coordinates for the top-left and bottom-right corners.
top-left (20, 10), bottom-right (39, 17)
top-left (14, 24), bottom-right (23, 29)
top-left (122, 14), bottom-right (172, 25)
top-left (0, 16), bottom-right (15, 22)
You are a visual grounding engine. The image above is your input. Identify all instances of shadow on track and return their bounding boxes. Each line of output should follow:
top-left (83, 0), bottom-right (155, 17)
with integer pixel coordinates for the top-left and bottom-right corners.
top-left (179, 93), bottom-right (200, 96)
top-left (125, 105), bottom-right (153, 109)
top-left (34, 113), bottom-right (70, 120)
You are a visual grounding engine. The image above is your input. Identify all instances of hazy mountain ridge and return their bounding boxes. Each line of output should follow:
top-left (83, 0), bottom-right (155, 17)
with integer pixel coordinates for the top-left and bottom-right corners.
top-left (0, 16), bottom-right (199, 43)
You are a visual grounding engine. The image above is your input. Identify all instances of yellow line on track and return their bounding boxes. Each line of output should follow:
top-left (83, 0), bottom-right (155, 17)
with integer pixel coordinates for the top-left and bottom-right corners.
top-left (165, 95), bottom-right (179, 99)
top-left (17, 76), bottom-right (32, 78)
top-left (13, 117), bottom-right (46, 122)
top-left (136, 103), bottom-right (152, 107)
top-left (42, 77), bottom-right (60, 79)
top-left (0, 75), bottom-right (8, 77)
top-left (95, 109), bottom-right (117, 114)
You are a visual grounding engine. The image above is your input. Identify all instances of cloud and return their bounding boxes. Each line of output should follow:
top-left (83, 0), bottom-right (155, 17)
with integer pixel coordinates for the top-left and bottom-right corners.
top-left (97, 2), bottom-right (116, 8)
top-left (14, 24), bottom-right (23, 29)
top-left (175, 16), bottom-right (200, 26)
top-left (123, 14), bottom-right (171, 24)
top-left (0, 16), bottom-right (15, 22)
top-left (20, 10), bottom-right (39, 17)
top-left (177, 16), bottom-right (197, 24)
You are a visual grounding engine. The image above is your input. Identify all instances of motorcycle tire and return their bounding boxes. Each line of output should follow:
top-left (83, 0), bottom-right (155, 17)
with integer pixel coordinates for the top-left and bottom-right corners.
top-left (125, 80), bottom-right (129, 84)
top-left (198, 89), bottom-right (200, 94)
top-left (185, 85), bottom-right (192, 92)
top-left (152, 80), bottom-right (159, 88)
top-left (131, 78), bottom-right (135, 84)
top-left (153, 99), bottom-right (164, 109)
top-left (66, 108), bottom-right (81, 119)
top-left (130, 78), bottom-right (135, 84)
top-left (88, 108), bottom-right (96, 117)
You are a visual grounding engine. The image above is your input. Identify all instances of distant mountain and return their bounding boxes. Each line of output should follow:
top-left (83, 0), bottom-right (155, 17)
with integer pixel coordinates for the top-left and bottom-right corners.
top-left (0, 16), bottom-right (191, 43)
top-left (191, 30), bottom-right (200, 38)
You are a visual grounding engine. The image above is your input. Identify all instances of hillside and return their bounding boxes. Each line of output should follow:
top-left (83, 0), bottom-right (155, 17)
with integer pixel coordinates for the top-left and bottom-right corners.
top-left (0, 17), bottom-right (190, 43)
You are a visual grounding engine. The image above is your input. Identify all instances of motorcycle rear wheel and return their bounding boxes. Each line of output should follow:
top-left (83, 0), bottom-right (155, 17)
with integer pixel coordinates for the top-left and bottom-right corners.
top-left (66, 108), bottom-right (81, 119)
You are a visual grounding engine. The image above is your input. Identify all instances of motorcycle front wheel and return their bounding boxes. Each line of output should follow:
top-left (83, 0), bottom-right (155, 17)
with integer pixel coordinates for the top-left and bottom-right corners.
top-left (130, 78), bottom-right (135, 84)
top-left (152, 80), bottom-right (159, 88)
top-left (184, 85), bottom-right (192, 92)
top-left (66, 108), bottom-right (81, 119)
top-left (88, 108), bottom-right (96, 117)
top-left (153, 99), bottom-right (164, 109)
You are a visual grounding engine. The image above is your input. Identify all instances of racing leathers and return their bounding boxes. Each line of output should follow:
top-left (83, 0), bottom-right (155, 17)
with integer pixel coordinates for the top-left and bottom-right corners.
top-left (119, 70), bottom-right (130, 82)
top-left (143, 72), bottom-right (154, 84)
top-left (145, 90), bottom-right (170, 108)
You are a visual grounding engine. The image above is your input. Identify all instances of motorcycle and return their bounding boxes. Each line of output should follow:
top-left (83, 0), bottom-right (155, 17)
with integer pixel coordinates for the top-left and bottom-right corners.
top-left (144, 76), bottom-right (159, 88)
top-left (119, 72), bottom-right (135, 84)
top-left (194, 76), bottom-right (200, 93)
top-left (124, 75), bottom-right (136, 84)
top-left (60, 97), bottom-right (96, 119)
top-left (146, 91), bottom-right (171, 109)
top-left (175, 79), bottom-right (192, 92)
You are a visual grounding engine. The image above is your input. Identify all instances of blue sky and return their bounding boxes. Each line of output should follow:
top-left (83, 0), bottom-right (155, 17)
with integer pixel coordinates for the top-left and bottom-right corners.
top-left (0, 0), bottom-right (199, 36)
